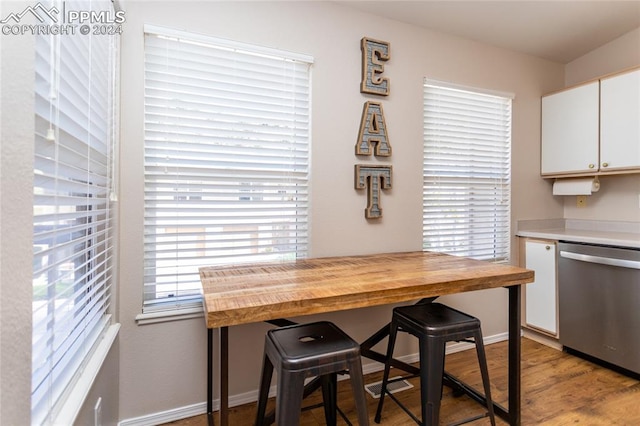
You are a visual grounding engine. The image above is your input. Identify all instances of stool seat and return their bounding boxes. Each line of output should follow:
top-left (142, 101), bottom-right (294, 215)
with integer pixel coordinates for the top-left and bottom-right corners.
top-left (267, 321), bottom-right (363, 372)
top-left (255, 321), bottom-right (370, 426)
top-left (393, 302), bottom-right (481, 337)
top-left (374, 303), bottom-right (496, 426)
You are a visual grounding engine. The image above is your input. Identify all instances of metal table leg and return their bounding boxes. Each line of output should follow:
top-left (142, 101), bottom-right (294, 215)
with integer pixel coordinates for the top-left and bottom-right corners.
top-left (508, 285), bottom-right (522, 426)
top-left (220, 326), bottom-right (229, 426)
top-left (206, 326), bottom-right (230, 426)
top-left (207, 328), bottom-right (214, 426)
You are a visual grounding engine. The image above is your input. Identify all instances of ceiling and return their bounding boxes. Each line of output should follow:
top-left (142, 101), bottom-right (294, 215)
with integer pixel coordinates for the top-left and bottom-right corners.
top-left (337, 1), bottom-right (640, 63)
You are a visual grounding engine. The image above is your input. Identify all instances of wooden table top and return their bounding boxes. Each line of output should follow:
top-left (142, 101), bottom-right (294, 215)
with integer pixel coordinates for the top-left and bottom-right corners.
top-left (199, 251), bottom-right (534, 328)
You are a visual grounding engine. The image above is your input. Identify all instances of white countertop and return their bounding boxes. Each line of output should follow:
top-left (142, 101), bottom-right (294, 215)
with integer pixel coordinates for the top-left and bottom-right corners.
top-left (516, 219), bottom-right (640, 249)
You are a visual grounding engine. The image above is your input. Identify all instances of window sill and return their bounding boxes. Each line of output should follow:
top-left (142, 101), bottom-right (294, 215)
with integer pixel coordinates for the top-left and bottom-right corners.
top-left (52, 322), bottom-right (120, 425)
top-left (135, 305), bottom-right (204, 325)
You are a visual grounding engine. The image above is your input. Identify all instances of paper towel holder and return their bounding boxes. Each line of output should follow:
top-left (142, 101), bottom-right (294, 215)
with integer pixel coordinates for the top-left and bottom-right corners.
top-left (552, 176), bottom-right (601, 196)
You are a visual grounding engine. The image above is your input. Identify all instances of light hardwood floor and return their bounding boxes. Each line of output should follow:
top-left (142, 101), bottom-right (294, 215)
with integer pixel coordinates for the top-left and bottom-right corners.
top-left (162, 338), bottom-right (640, 425)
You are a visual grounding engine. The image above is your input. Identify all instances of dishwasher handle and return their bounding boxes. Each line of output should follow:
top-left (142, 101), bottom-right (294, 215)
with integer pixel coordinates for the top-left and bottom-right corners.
top-left (560, 250), bottom-right (640, 270)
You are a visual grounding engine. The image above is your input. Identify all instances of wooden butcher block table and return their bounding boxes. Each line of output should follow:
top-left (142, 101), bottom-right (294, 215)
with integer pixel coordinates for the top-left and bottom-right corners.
top-left (200, 251), bottom-right (534, 426)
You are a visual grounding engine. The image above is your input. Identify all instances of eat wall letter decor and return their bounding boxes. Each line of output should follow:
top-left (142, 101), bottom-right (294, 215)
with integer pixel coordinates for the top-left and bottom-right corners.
top-left (356, 101), bottom-right (392, 156)
top-left (355, 36), bottom-right (392, 219)
top-left (354, 165), bottom-right (393, 219)
top-left (360, 37), bottom-right (390, 96)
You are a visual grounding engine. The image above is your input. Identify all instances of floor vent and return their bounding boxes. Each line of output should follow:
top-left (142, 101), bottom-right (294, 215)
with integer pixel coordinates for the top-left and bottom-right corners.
top-left (365, 377), bottom-right (414, 399)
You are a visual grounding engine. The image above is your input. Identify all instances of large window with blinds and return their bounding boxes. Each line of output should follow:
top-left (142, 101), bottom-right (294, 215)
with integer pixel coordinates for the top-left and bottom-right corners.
top-left (32, 1), bottom-right (118, 423)
top-left (143, 26), bottom-right (312, 313)
top-left (423, 80), bottom-right (512, 262)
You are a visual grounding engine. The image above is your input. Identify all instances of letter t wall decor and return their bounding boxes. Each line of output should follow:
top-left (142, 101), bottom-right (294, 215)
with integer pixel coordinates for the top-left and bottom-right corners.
top-left (355, 37), bottom-right (392, 219)
top-left (355, 165), bottom-right (393, 219)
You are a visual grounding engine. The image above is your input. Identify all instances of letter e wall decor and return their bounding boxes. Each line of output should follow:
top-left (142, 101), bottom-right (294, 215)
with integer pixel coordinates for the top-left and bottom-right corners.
top-left (360, 37), bottom-right (390, 96)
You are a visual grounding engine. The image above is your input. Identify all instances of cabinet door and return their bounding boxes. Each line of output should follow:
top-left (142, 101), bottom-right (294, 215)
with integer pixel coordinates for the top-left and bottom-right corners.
top-left (600, 69), bottom-right (640, 171)
top-left (525, 241), bottom-right (557, 335)
top-left (541, 82), bottom-right (599, 175)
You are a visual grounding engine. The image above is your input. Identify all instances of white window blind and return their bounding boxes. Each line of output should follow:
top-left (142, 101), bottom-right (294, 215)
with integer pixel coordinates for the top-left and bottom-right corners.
top-left (423, 79), bottom-right (512, 262)
top-left (32, 1), bottom-right (118, 424)
top-left (143, 26), bottom-right (312, 312)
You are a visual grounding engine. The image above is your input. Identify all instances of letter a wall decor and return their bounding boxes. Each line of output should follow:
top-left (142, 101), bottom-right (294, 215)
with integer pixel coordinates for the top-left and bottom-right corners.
top-left (356, 101), bottom-right (392, 157)
top-left (355, 36), bottom-right (393, 219)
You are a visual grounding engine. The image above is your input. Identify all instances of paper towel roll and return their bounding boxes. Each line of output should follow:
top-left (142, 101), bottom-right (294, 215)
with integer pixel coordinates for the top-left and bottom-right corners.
top-left (552, 178), bottom-right (600, 196)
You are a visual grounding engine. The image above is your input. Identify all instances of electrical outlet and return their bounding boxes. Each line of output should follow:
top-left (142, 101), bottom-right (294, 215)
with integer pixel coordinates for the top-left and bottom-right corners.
top-left (576, 195), bottom-right (587, 208)
top-left (94, 397), bottom-right (102, 426)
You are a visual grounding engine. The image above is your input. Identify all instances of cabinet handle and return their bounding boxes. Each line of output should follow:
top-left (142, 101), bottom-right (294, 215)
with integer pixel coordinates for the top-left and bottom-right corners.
top-left (602, 162), bottom-right (609, 168)
top-left (545, 246), bottom-right (551, 250)
top-left (588, 164), bottom-right (595, 169)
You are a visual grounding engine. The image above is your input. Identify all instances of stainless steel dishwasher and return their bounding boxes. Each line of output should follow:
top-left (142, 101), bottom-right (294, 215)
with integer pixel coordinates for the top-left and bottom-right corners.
top-left (558, 241), bottom-right (640, 375)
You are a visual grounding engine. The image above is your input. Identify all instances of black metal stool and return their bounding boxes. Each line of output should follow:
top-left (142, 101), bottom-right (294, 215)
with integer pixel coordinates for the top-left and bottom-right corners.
top-left (255, 321), bottom-right (370, 426)
top-left (374, 303), bottom-right (496, 426)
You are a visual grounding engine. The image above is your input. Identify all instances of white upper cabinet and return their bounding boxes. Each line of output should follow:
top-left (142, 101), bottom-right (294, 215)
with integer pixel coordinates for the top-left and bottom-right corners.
top-left (541, 81), bottom-right (599, 176)
top-left (600, 69), bottom-right (640, 172)
top-left (541, 68), bottom-right (640, 177)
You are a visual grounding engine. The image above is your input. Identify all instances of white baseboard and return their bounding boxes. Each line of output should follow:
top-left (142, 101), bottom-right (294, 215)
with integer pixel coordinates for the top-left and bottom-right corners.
top-left (118, 331), bottom-right (509, 426)
top-left (118, 402), bottom-right (206, 426)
